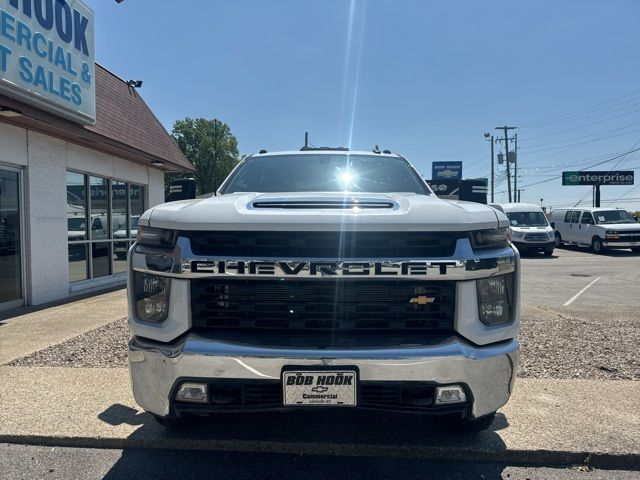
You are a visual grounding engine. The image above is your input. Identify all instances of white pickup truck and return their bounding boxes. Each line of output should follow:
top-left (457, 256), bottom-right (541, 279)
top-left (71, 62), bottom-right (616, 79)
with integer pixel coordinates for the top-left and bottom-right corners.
top-left (127, 149), bottom-right (520, 432)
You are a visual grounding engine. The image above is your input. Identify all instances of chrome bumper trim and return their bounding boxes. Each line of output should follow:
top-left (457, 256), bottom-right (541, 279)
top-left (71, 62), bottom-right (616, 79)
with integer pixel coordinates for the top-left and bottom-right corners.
top-left (603, 241), bottom-right (640, 248)
top-left (129, 335), bottom-right (518, 419)
top-left (131, 237), bottom-right (516, 281)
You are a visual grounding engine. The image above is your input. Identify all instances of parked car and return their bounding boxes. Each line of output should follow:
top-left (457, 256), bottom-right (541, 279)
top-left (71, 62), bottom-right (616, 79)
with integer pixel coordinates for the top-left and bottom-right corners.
top-left (490, 203), bottom-right (555, 256)
top-left (550, 207), bottom-right (640, 253)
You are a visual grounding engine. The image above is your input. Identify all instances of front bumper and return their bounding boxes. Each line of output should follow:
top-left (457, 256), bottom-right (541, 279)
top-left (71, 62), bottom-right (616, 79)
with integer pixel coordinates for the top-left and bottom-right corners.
top-left (512, 240), bottom-right (554, 251)
top-left (602, 241), bottom-right (640, 248)
top-left (129, 334), bottom-right (518, 419)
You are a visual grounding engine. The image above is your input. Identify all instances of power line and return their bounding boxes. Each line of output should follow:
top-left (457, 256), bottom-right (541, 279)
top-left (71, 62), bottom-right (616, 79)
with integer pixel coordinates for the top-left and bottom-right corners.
top-left (606, 183), bottom-right (640, 207)
top-left (518, 143), bottom-right (640, 190)
top-left (517, 89), bottom-right (640, 128)
top-left (518, 104), bottom-right (640, 142)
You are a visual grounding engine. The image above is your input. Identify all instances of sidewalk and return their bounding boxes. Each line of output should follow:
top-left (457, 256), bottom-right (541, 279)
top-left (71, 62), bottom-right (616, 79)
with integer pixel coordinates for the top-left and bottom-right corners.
top-left (0, 290), bottom-right (127, 365)
top-left (0, 365), bottom-right (638, 468)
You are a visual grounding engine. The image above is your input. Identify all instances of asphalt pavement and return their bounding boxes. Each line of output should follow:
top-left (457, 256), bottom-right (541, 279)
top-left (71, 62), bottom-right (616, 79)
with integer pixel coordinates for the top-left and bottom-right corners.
top-left (1, 444), bottom-right (638, 480)
top-left (519, 246), bottom-right (640, 306)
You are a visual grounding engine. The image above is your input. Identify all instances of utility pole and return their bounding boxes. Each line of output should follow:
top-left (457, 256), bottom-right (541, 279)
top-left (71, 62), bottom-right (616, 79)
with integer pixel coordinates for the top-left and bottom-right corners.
top-left (495, 126), bottom-right (517, 202)
top-left (513, 133), bottom-right (518, 202)
top-left (484, 133), bottom-right (495, 202)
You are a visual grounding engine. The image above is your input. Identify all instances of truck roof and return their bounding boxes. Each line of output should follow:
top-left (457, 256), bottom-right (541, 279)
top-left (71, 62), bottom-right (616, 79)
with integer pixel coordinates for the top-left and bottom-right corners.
top-left (252, 150), bottom-right (402, 158)
top-left (490, 203), bottom-right (543, 213)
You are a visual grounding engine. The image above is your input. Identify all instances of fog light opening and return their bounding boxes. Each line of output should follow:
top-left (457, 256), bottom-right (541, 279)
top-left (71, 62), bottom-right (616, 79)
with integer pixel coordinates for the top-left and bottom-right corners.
top-left (435, 385), bottom-right (467, 405)
top-left (175, 382), bottom-right (208, 403)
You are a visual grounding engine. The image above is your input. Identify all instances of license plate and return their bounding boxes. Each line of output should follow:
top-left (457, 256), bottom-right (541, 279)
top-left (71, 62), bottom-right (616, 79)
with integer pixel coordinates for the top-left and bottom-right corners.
top-left (282, 370), bottom-right (357, 407)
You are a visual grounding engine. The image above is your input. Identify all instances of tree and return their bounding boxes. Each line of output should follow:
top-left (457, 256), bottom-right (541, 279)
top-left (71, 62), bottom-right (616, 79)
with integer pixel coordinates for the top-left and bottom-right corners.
top-left (167, 118), bottom-right (240, 197)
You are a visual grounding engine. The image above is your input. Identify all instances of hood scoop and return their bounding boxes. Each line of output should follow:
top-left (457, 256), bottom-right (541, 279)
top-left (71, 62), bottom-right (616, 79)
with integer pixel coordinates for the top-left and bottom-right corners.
top-left (250, 196), bottom-right (397, 210)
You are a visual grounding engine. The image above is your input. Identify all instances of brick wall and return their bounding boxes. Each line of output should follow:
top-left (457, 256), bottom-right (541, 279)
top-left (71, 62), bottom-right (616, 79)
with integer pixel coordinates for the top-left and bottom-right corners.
top-left (0, 122), bottom-right (165, 306)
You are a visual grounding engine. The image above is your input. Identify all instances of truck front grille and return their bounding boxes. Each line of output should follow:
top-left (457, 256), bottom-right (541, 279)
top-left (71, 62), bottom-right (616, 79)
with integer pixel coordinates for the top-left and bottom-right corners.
top-left (184, 231), bottom-right (465, 258)
top-left (524, 233), bottom-right (549, 242)
top-left (190, 279), bottom-right (455, 335)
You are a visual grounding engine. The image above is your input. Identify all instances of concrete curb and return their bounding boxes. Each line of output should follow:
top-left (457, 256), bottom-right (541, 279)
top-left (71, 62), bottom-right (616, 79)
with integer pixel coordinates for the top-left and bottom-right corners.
top-left (2, 434), bottom-right (639, 470)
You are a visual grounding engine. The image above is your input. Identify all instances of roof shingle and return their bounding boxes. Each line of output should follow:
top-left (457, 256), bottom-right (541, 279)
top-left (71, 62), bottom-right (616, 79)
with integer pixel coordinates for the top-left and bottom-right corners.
top-left (0, 64), bottom-right (194, 172)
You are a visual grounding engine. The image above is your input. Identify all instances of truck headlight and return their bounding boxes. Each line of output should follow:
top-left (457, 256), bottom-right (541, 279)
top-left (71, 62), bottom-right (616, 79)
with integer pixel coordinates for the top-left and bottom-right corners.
top-left (134, 272), bottom-right (171, 322)
top-left (476, 274), bottom-right (514, 325)
top-left (605, 230), bottom-right (620, 240)
top-left (471, 228), bottom-right (509, 250)
top-left (136, 226), bottom-right (177, 248)
top-left (509, 229), bottom-right (524, 238)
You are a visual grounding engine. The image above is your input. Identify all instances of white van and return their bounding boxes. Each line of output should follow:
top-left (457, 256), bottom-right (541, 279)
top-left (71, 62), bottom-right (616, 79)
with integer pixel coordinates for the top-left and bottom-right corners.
top-left (490, 203), bottom-right (555, 255)
top-left (550, 207), bottom-right (640, 254)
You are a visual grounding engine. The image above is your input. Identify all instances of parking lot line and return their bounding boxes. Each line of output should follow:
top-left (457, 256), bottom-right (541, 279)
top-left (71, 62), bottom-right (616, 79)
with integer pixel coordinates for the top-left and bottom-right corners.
top-left (563, 277), bottom-right (601, 306)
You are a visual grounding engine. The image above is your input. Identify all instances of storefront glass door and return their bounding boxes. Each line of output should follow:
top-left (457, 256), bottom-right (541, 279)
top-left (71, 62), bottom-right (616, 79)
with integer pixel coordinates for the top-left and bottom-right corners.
top-left (0, 168), bottom-right (23, 310)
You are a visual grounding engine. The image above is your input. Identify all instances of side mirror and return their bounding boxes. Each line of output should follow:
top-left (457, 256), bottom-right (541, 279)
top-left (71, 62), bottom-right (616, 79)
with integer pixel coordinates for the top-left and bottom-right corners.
top-left (550, 222), bottom-right (555, 229)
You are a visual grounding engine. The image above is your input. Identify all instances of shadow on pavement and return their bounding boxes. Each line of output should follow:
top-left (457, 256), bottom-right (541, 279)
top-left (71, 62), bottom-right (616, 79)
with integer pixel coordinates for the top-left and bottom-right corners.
top-left (518, 252), bottom-right (558, 260)
top-left (99, 403), bottom-right (510, 478)
top-left (557, 245), bottom-right (639, 257)
top-left (102, 448), bottom-right (513, 480)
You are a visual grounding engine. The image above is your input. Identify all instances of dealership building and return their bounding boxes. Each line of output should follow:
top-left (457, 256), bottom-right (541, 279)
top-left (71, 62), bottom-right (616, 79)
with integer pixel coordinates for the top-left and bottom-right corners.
top-left (0, 0), bottom-right (193, 311)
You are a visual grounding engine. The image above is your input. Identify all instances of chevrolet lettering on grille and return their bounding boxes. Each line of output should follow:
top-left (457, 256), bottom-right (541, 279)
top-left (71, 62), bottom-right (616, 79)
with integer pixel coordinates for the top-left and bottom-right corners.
top-left (189, 260), bottom-right (460, 277)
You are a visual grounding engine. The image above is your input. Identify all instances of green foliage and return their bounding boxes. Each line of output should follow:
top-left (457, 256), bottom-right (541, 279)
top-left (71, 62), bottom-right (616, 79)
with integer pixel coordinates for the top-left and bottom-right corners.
top-left (167, 118), bottom-right (240, 197)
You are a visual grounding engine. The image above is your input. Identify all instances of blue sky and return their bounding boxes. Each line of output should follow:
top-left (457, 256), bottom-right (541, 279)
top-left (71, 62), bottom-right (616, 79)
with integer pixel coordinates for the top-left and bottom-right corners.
top-left (88, 0), bottom-right (640, 211)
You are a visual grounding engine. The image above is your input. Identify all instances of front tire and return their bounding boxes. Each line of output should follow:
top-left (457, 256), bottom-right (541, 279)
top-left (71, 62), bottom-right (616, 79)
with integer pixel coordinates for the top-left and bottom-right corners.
top-left (544, 248), bottom-right (554, 256)
top-left (591, 236), bottom-right (605, 254)
top-left (632, 247), bottom-right (640, 254)
top-left (451, 412), bottom-right (496, 433)
top-left (554, 232), bottom-right (564, 248)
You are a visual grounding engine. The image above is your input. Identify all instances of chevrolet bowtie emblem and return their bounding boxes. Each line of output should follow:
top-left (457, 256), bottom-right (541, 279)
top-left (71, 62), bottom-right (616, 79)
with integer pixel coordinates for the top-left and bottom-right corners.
top-left (409, 296), bottom-right (436, 305)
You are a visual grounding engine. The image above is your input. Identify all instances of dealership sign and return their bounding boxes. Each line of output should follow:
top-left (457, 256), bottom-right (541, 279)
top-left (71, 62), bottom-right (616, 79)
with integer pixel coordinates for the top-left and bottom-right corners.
top-left (562, 171), bottom-right (634, 186)
top-left (432, 161), bottom-right (462, 181)
top-left (0, 0), bottom-right (95, 124)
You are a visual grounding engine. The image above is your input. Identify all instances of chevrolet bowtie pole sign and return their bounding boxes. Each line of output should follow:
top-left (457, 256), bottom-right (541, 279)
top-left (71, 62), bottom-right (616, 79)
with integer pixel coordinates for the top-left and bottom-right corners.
top-left (432, 161), bottom-right (463, 181)
top-left (562, 171), bottom-right (634, 186)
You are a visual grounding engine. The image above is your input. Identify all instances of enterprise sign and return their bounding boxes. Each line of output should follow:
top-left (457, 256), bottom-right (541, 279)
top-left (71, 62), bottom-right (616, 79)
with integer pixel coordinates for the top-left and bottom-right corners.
top-left (0, 0), bottom-right (95, 124)
top-left (562, 171), bottom-right (634, 186)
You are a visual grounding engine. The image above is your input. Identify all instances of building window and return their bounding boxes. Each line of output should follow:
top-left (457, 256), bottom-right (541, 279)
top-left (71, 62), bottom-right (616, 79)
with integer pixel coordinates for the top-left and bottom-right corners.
top-left (67, 172), bottom-right (145, 282)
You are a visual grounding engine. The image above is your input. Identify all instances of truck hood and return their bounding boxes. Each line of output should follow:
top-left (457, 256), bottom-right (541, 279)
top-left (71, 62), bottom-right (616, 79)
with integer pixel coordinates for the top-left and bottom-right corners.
top-left (142, 192), bottom-right (507, 232)
top-left (597, 223), bottom-right (640, 231)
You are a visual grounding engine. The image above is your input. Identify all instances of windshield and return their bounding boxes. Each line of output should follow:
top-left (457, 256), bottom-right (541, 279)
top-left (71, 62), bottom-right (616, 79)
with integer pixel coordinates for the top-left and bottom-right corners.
top-left (67, 218), bottom-right (86, 230)
top-left (221, 154), bottom-right (429, 194)
top-left (506, 212), bottom-right (549, 227)
top-left (594, 210), bottom-right (636, 224)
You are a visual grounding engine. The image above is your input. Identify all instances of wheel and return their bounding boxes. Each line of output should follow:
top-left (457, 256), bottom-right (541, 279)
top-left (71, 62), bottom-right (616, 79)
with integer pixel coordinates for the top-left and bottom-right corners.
top-left (152, 414), bottom-right (195, 430)
top-left (554, 232), bottom-right (564, 248)
top-left (451, 412), bottom-right (496, 433)
top-left (591, 236), bottom-right (605, 254)
top-left (632, 248), bottom-right (640, 254)
top-left (544, 248), bottom-right (554, 256)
